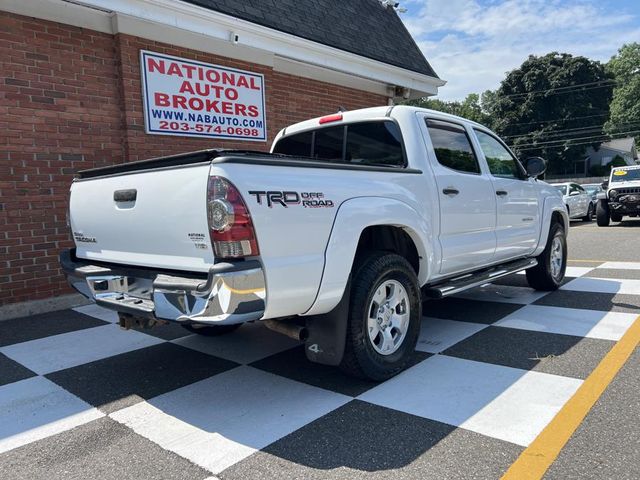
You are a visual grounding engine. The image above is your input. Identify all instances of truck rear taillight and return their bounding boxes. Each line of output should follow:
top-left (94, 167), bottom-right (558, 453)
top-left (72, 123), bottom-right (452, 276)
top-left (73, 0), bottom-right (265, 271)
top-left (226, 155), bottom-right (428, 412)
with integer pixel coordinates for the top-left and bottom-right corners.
top-left (319, 113), bottom-right (343, 124)
top-left (207, 176), bottom-right (259, 259)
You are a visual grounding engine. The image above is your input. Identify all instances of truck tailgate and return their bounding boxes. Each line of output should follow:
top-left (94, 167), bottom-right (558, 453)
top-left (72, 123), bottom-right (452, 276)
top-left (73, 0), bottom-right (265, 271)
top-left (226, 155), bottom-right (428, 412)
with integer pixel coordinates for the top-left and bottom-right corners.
top-left (69, 163), bottom-right (214, 272)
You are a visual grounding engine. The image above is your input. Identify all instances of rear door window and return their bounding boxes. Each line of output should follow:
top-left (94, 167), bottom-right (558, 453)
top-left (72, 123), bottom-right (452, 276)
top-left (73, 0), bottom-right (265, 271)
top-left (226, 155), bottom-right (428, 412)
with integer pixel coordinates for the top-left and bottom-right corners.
top-left (426, 119), bottom-right (480, 174)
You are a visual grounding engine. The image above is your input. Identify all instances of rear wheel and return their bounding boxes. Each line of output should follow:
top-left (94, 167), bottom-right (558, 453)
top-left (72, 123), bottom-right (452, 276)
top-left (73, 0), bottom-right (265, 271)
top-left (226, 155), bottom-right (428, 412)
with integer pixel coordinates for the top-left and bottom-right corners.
top-left (596, 200), bottom-right (610, 226)
top-left (582, 203), bottom-right (593, 222)
top-left (526, 222), bottom-right (567, 291)
top-left (340, 252), bottom-right (421, 381)
top-left (181, 323), bottom-right (242, 336)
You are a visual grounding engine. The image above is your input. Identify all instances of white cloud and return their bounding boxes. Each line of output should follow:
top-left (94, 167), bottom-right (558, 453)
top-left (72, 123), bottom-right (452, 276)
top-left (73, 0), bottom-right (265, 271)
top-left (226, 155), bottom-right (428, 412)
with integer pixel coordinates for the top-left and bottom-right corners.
top-left (401, 0), bottom-right (639, 100)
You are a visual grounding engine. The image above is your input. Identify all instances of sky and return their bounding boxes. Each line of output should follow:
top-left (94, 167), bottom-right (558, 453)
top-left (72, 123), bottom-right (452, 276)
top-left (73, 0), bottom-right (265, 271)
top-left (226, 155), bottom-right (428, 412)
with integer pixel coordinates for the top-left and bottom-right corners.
top-left (399, 0), bottom-right (640, 100)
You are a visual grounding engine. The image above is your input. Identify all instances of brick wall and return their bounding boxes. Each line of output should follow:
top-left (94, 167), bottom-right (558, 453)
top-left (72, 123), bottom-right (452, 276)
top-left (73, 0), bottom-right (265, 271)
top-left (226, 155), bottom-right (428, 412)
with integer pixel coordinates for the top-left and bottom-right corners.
top-left (0, 12), bottom-right (387, 306)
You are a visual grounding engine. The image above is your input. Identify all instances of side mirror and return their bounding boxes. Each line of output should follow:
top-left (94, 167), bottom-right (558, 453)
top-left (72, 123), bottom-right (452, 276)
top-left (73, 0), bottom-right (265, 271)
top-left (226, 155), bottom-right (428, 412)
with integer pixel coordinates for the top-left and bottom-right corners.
top-left (524, 157), bottom-right (546, 178)
top-left (601, 180), bottom-right (609, 189)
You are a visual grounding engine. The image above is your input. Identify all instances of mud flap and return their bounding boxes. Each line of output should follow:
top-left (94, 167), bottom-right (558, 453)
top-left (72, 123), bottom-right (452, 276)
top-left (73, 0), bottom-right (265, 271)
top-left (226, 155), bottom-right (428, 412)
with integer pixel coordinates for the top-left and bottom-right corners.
top-left (304, 277), bottom-right (351, 366)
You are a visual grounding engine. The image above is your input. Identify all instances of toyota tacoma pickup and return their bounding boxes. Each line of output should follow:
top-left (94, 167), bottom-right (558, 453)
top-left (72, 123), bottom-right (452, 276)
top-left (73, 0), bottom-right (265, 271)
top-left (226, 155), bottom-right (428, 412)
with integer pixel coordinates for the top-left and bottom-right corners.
top-left (596, 165), bottom-right (640, 226)
top-left (61, 106), bottom-right (569, 380)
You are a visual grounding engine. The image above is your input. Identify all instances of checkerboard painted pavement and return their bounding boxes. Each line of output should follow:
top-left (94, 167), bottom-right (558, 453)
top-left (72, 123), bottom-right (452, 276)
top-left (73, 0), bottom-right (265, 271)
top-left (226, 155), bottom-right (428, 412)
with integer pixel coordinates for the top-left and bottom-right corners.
top-left (1, 262), bottom-right (639, 479)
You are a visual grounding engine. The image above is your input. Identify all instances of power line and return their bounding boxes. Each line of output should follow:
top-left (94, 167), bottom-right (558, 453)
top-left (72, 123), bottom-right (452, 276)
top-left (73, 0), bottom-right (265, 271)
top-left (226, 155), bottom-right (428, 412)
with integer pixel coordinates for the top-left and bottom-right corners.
top-left (504, 112), bottom-right (610, 127)
top-left (499, 80), bottom-right (617, 99)
top-left (517, 138), bottom-right (636, 152)
top-left (515, 131), bottom-right (640, 148)
top-left (511, 129), bottom-right (640, 149)
top-left (504, 120), bottom-right (640, 141)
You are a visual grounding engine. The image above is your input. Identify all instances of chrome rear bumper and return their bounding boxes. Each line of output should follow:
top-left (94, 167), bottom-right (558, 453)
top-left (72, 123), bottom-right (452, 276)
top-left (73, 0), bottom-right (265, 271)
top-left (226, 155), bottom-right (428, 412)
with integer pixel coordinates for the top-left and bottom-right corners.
top-left (60, 249), bottom-right (265, 325)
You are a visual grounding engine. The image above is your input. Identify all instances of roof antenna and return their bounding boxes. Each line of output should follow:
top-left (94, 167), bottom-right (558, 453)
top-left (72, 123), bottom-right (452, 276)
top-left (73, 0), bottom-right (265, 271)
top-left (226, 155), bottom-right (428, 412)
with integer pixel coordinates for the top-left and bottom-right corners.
top-left (338, 106), bottom-right (346, 112)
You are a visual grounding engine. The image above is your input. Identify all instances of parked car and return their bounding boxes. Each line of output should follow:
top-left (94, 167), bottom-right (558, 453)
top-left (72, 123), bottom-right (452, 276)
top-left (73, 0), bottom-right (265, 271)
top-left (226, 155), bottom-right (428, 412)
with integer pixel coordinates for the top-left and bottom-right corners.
top-left (550, 182), bottom-right (593, 222)
top-left (596, 165), bottom-right (640, 226)
top-left (61, 106), bottom-right (568, 380)
top-left (582, 183), bottom-right (604, 203)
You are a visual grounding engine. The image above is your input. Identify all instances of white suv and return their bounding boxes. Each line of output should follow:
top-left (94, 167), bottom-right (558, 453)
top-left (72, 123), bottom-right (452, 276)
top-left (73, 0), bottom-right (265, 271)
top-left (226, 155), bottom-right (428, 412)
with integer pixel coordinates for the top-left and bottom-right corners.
top-left (597, 165), bottom-right (640, 226)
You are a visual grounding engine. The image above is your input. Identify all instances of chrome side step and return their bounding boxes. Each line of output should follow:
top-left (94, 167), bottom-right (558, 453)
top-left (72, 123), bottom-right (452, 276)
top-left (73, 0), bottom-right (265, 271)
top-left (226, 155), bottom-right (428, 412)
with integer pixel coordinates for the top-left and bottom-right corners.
top-left (423, 258), bottom-right (538, 299)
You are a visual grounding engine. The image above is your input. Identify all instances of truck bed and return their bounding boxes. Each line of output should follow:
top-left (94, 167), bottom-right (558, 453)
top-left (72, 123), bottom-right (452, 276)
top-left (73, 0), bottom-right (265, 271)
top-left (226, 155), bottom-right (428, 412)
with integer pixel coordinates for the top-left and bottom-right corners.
top-left (77, 149), bottom-right (418, 179)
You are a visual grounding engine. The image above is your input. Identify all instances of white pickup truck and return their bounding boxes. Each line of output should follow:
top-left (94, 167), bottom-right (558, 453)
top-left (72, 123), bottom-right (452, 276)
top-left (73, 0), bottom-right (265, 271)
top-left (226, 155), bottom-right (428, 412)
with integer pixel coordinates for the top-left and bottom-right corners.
top-left (61, 106), bottom-right (569, 380)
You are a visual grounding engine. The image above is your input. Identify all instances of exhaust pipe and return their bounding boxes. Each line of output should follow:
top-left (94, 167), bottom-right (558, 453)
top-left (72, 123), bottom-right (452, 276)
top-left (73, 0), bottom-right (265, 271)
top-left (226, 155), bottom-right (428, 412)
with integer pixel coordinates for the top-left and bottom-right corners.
top-left (264, 319), bottom-right (309, 342)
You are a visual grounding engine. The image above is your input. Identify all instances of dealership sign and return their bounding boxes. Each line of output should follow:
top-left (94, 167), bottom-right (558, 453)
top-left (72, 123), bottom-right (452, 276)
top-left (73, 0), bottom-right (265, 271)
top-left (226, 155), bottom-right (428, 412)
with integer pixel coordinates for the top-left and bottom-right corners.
top-left (140, 50), bottom-right (266, 141)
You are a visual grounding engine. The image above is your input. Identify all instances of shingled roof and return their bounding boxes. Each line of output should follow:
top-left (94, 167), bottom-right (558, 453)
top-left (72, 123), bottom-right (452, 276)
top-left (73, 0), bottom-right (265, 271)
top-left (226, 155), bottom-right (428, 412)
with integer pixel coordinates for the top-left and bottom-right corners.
top-left (181, 0), bottom-right (438, 78)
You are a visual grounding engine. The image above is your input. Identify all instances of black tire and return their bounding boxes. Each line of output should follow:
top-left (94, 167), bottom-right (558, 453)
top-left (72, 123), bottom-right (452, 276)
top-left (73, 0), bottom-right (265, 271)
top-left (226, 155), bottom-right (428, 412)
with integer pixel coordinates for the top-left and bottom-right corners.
top-left (526, 222), bottom-right (567, 291)
top-left (340, 252), bottom-right (421, 381)
top-left (596, 200), bottom-right (610, 227)
top-left (582, 203), bottom-right (593, 222)
top-left (611, 212), bottom-right (623, 222)
top-left (181, 323), bottom-right (242, 336)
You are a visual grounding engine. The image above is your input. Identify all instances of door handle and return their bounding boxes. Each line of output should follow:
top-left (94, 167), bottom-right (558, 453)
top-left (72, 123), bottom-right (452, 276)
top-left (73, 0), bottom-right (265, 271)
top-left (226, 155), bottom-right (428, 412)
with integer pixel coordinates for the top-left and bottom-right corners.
top-left (114, 189), bottom-right (137, 202)
top-left (496, 190), bottom-right (508, 196)
top-left (442, 187), bottom-right (459, 196)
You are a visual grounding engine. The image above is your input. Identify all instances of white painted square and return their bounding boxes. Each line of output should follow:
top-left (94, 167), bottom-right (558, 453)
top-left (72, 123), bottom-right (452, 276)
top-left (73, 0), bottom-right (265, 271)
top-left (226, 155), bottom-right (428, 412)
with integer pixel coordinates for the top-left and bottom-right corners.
top-left (564, 266), bottom-right (595, 277)
top-left (600, 262), bottom-right (640, 270)
top-left (110, 366), bottom-right (349, 474)
top-left (454, 284), bottom-right (548, 305)
top-left (172, 321), bottom-right (300, 364)
top-left (494, 305), bottom-right (638, 341)
top-left (73, 303), bottom-right (119, 323)
top-left (561, 277), bottom-right (640, 295)
top-left (517, 266), bottom-right (593, 277)
top-left (0, 376), bottom-right (103, 454)
top-left (358, 355), bottom-right (581, 447)
top-left (0, 324), bottom-right (163, 375)
top-left (416, 317), bottom-right (487, 354)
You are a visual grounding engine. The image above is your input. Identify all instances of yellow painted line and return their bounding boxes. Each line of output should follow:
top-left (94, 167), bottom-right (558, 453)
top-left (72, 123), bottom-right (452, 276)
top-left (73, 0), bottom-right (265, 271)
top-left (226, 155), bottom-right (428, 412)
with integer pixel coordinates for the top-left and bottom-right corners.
top-left (501, 315), bottom-right (640, 480)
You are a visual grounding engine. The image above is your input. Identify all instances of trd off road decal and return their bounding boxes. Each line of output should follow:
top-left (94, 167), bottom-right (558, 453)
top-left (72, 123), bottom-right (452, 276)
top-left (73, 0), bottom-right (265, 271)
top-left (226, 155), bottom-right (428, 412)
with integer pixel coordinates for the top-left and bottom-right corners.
top-left (248, 191), bottom-right (334, 208)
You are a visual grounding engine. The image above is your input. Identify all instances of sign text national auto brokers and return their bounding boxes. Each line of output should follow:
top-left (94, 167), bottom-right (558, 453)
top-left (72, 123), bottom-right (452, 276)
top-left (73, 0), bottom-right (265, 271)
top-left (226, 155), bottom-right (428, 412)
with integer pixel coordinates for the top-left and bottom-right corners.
top-left (140, 50), bottom-right (266, 141)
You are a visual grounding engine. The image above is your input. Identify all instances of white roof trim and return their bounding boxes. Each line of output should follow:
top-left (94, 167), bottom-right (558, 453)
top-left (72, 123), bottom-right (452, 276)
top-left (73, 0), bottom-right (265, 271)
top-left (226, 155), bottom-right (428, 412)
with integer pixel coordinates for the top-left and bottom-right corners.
top-left (3, 0), bottom-right (443, 96)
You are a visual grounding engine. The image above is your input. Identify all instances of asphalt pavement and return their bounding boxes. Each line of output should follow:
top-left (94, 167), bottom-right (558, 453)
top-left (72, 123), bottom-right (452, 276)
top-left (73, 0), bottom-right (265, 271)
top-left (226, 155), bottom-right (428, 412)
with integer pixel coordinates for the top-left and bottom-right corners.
top-left (567, 217), bottom-right (640, 262)
top-left (544, 217), bottom-right (640, 480)
top-left (0, 219), bottom-right (638, 480)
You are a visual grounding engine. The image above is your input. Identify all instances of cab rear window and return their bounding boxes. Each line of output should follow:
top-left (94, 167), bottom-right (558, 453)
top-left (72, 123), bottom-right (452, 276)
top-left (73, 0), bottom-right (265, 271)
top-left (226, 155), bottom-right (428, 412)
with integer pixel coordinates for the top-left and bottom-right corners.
top-left (273, 121), bottom-right (405, 167)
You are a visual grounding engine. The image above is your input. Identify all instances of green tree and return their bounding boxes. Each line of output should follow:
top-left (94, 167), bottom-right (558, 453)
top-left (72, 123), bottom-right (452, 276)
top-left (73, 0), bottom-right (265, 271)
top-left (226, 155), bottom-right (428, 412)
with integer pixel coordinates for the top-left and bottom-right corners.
top-left (405, 93), bottom-right (492, 125)
top-left (490, 53), bottom-right (614, 175)
top-left (605, 43), bottom-right (640, 144)
top-left (479, 89), bottom-right (499, 129)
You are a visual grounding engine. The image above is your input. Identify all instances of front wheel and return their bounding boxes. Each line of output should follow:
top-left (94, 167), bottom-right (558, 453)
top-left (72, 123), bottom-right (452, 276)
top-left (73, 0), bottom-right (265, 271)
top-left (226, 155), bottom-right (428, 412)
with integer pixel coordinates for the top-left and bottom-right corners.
top-left (582, 203), bottom-right (593, 222)
top-left (596, 200), bottom-right (610, 226)
top-left (340, 252), bottom-right (421, 381)
top-left (526, 222), bottom-right (567, 291)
